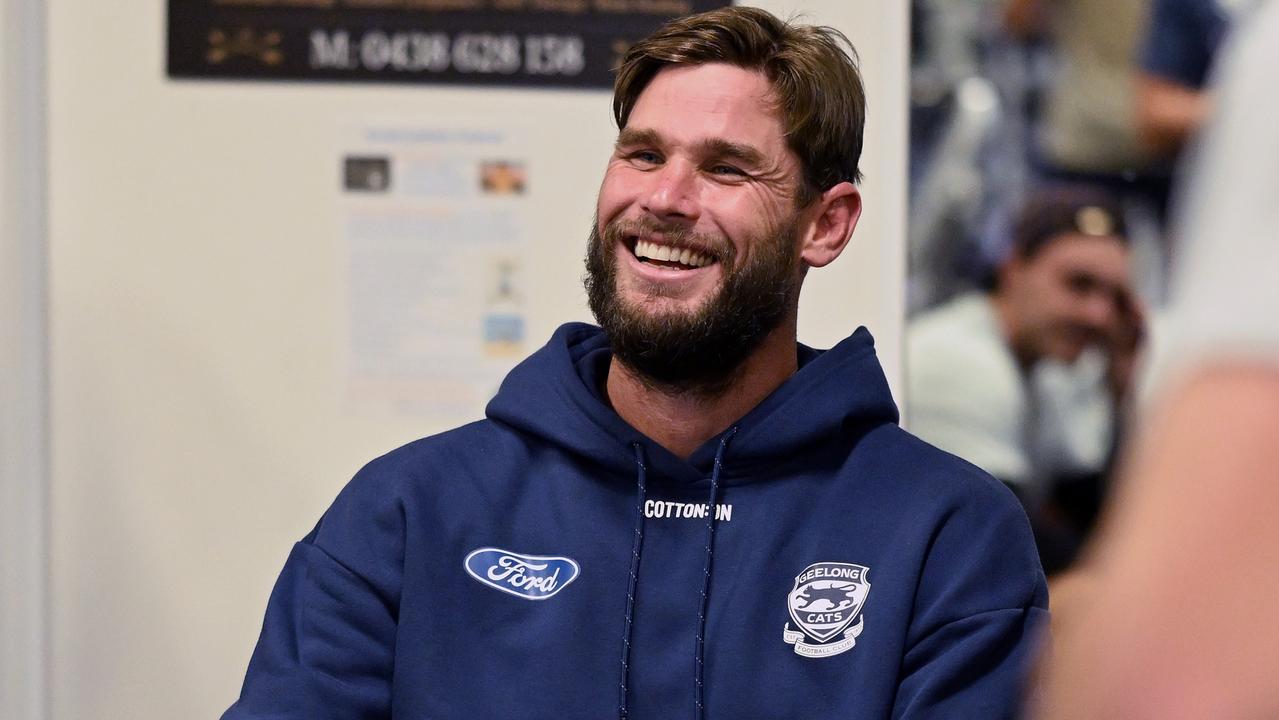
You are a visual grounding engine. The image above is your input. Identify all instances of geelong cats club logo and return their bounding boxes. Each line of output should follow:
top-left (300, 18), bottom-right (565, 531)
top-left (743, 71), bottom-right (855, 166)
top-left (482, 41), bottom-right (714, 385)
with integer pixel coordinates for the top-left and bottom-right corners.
top-left (783, 562), bottom-right (871, 658)
top-left (464, 548), bottom-right (580, 600)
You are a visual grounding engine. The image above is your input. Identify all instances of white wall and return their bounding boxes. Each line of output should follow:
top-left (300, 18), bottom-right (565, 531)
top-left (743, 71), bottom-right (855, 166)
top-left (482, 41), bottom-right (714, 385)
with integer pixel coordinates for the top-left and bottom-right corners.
top-left (45, 1), bottom-right (906, 717)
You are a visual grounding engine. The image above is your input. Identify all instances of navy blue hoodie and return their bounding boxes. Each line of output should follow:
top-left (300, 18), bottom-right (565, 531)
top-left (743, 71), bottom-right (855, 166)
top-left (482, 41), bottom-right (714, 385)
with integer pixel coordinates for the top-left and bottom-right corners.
top-left (225, 322), bottom-right (1048, 719)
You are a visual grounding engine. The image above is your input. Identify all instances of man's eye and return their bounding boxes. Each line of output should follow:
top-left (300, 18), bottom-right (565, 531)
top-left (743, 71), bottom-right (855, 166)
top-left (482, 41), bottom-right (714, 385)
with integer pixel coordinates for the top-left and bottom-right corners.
top-left (1066, 274), bottom-right (1098, 295)
top-left (709, 164), bottom-right (746, 177)
top-left (630, 150), bottom-right (662, 166)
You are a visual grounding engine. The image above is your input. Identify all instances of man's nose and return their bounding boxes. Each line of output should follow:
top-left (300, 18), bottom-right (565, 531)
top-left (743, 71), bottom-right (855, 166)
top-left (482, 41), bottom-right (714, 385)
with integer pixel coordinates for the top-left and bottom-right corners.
top-left (1080, 292), bottom-right (1117, 330)
top-left (640, 160), bottom-right (700, 222)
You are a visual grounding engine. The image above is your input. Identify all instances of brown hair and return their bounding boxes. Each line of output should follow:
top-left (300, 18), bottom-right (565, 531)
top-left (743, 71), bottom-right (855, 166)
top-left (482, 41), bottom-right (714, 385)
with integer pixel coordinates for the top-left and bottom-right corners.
top-left (1012, 184), bottom-right (1129, 259)
top-left (613, 6), bottom-right (866, 205)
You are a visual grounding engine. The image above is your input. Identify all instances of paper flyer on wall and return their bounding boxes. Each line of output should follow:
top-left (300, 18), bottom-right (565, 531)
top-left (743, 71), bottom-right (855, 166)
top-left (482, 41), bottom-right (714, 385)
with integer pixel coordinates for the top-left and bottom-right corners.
top-left (339, 123), bottom-right (531, 420)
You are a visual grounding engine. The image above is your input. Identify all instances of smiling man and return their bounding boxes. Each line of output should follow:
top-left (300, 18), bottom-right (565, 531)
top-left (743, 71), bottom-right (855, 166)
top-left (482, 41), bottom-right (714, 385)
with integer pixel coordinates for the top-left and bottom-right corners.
top-left (585, 57), bottom-right (862, 458)
top-left (225, 8), bottom-right (1047, 719)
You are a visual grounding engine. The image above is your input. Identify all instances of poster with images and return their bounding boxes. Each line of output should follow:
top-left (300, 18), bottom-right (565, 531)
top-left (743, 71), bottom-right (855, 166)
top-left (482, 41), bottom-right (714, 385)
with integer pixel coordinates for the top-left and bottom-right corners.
top-left (340, 124), bottom-right (531, 420)
top-left (168, 0), bottom-right (728, 88)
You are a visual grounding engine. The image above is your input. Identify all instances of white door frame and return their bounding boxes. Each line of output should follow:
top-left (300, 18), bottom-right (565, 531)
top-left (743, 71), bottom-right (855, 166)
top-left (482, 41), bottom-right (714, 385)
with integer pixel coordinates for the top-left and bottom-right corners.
top-left (1, 0), bottom-right (50, 717)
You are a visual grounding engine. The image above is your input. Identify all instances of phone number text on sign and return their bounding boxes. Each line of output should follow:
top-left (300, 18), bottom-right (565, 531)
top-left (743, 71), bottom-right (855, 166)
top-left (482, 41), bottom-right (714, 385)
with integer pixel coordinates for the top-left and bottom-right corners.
top-left (310, 30), bottom-right (586, 76)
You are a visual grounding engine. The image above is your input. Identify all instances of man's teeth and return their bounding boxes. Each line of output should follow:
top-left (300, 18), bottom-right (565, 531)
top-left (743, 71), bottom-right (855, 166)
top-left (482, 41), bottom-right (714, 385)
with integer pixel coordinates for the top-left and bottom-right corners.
top-left (634, 239), bottom-right (712, 268)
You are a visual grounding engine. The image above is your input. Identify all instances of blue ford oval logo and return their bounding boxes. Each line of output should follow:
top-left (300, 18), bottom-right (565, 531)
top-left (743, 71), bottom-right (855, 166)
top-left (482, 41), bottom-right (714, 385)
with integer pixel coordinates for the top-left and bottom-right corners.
top-left (464, 547), bottom-right (580, 600)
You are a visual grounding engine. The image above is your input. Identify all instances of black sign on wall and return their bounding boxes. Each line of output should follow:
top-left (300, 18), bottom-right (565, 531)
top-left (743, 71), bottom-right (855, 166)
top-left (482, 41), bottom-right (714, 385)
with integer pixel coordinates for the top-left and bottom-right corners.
top-left (168, 0), bottom-right (728, 89)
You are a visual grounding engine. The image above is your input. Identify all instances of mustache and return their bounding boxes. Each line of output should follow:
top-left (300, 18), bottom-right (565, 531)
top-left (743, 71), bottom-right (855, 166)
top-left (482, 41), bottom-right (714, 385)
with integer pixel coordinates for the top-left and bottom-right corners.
top-left (1061, 324), bottom-right (1109, 349)
top-left (603, 217), bottom-right (733, 263)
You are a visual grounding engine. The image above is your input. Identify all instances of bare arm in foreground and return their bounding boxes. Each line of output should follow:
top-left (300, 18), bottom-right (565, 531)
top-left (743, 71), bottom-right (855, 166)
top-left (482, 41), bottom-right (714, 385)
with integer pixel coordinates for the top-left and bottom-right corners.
top-left (1036, 366), bottom-right (1279, 719)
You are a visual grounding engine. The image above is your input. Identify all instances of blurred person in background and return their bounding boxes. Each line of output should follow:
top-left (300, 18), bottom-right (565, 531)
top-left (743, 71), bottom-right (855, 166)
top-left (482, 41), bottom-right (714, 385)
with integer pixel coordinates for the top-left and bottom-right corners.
top-left (1136, 0), bottom-right (1240, 161)
top-left (1131, 0), bottom-right (1251, 293)
top-left (907, 186), bottom-right (1144, 575)
top-left (1003, 0), bottom-right (1178, 303)
top-left (1005, 0), bottom-right (1157, 192)
top-left (1035, 3), bottom-right (1279, 716)
top-left (907, 0), bottom-right (1085, 314)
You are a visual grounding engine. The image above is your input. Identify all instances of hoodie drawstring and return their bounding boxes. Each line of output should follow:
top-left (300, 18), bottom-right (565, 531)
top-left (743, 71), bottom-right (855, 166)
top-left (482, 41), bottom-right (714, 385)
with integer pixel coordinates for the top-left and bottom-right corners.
top-left (694, 427), bottom-right (737, 720)
top-left (617, 429), bottom-right (738, 720)
top-left (618, 442), bottom-right (649, 720)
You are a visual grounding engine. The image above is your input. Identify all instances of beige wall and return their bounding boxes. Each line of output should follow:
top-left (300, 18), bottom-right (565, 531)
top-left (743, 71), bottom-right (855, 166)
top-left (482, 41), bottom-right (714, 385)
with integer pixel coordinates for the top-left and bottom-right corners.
top-left (45, 1), bottom-right (907, 717)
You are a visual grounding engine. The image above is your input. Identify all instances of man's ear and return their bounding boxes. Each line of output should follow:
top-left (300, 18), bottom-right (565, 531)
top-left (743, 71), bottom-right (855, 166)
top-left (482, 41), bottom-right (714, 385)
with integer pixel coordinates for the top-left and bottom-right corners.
top-left (800, 182), bottom-right (861, 268)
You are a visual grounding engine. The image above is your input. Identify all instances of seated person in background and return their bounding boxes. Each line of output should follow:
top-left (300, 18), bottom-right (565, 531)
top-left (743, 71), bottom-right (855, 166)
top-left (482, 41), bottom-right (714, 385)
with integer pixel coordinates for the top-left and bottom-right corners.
top-left (906, 186), bottom-right (1144, 574)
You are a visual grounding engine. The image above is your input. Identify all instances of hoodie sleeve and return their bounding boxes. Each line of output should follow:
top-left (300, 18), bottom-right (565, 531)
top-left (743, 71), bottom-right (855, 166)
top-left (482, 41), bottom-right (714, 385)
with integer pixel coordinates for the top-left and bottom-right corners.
top-left (223, 459), bottom-right (406, 720)
top-left (890, 478), bottom-right (1049, 720)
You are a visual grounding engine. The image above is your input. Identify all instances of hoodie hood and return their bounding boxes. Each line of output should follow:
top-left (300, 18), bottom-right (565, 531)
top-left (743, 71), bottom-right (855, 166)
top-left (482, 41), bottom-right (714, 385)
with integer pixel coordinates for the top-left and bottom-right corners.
top-left (485, 322), bottom-right (899, 484)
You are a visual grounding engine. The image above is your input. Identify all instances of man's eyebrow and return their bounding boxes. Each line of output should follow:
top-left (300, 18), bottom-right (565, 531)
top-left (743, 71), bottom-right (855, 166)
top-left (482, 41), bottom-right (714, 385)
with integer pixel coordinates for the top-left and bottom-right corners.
top-left (615, 128), bottom-right (661, 149)
top-left (698, 138), bottom-right (766, 168)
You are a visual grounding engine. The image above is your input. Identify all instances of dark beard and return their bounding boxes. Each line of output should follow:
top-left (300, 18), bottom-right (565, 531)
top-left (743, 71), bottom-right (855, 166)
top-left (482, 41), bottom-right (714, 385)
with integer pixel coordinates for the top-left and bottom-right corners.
top-left (583, 216), bottom-right (802, 396)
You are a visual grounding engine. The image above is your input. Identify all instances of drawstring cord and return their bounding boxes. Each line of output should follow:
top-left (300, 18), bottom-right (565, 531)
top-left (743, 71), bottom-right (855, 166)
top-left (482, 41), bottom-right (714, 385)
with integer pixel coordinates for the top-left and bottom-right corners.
top-left (694, 427), bottom-right (737, 720)
top-left (617, 429), bottom-right (737, 720)
top-left (618, 442), bottom-right (649, 720)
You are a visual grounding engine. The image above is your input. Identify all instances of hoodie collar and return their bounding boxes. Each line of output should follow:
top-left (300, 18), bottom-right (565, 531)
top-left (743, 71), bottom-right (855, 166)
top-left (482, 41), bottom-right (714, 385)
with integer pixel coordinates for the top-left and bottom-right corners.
top-left (485, 323), bottom-right (899, 485)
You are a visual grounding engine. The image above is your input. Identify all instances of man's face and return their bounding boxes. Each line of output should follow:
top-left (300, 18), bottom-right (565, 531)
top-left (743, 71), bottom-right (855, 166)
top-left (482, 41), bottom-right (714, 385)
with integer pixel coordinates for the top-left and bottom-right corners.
top-left (1003, 233), bottom-right (1132, 364)
top-left (586, 63), bottom-right (811, 391)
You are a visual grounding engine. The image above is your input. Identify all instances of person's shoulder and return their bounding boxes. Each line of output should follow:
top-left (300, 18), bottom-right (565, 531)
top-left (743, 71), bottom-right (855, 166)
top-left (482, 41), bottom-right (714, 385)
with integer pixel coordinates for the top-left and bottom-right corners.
top-left (859, 423), bottom-right (1026, 517)
top-left (862, 425), bottom-right (1045, 607)
top-left (907, 294), bottom-right (1004, 360)
top-left (336, 418), bottom-right (515, 502)
top-left (908, 293), bottom-right (986, 333)
top-left (906, 295), bottom-right (1021, 411)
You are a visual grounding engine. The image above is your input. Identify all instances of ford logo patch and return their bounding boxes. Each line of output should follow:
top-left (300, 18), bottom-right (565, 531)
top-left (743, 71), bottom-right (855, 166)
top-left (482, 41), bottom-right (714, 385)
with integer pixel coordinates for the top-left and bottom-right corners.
top-left (464, 547), bottom-right (580, 601)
